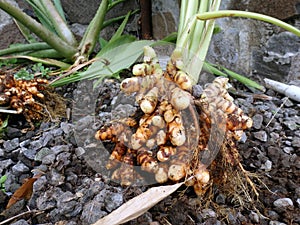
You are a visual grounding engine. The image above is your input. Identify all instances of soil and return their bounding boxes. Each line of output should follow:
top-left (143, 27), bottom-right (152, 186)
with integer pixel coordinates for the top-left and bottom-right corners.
top-left (0, 73), bottom-right (299, 225)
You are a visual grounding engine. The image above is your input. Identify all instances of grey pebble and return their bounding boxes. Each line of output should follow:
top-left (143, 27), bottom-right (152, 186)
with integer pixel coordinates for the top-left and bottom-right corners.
top-left (0, 159), bottom-right (14, 174)
top-left (253, 131), bottom-right (268, 142)
top-left (104, 191), bottom-right (123, 212)
top-left (0, 148), bottom-right (4, 157)
top-left (61, 122), bottom-right (74, 135)
top-left (291, 137), bottom-right (300, 147)
top-left (3, 138), bottom-right (19, 152)
top-left (80, 201), bottom-right (107, 224)
top-left (29, 139), bottom-right (43, 151)
top-left (49, 169), bottom-right (65, 186)
top-left (273, 198), bottom-right (294, 209)
top-left (35, 147), bottom-right (52, 162)
top-left (283, 120), bottom-right (297, 130)
top-left (42, 133), bottom-right (54, 146)
top-left (260, 160), bottom-right (272, 171)
top-left (75, 147), bottom-right (85, 157)
top-left (266, 210), bottom-right (280, 220)
top-left (252, 114), bottom-right (264, 129)
top-left (22, 148), bottom-right (37, 160)
top-left (51, 128), bottom-right (63, 137)
top-left (11, 161), bottom-right (29, 175)
top-left (283, 147), bottom-right (293, 154)
top-left (249, 211), bottom-right (259, 223)
top-left (201, 208), bottom-right (217, 218)
top-left (42, 153), bottom-right (56, 165)
top-left (269, 221), bottom-right (287, 225)
top-left (10, 219), bottom-right (29, 225)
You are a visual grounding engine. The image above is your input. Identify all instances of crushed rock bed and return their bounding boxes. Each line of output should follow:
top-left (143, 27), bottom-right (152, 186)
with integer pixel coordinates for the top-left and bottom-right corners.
top-left (0, 79), bottom-right (299, 225)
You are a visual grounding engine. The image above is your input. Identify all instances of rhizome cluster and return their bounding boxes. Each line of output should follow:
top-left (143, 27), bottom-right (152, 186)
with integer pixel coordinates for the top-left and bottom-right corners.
top-left (96, 46), bottom-right (253, 195)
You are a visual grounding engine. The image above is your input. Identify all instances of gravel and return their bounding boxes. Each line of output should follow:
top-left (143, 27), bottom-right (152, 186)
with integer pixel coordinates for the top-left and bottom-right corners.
top-left (0, 78), bottom-right (299, 224)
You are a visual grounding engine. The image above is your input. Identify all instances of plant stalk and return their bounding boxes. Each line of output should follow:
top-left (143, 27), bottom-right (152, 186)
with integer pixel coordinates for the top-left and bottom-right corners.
top-left (0, 43), bottom-right (51, 56)
top-left (79, 0), bottom-right (109, 58)
top-left (40, 0), bottom-right (77, 46)
top-left (0, 0), bottom-right (78, 60)
top-left (197, 10), bottom-right (300, 37)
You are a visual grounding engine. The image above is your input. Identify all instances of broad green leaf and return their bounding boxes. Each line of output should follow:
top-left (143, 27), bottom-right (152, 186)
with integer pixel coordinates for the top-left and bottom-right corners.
top-left (97, 35), bottom-right (136, 57)
top-left (83, 40), bottom-right (155, 78)
top-left (51, 40), bottom-right (155, 86)
top-left (99, 37), bottom-right (108, 49)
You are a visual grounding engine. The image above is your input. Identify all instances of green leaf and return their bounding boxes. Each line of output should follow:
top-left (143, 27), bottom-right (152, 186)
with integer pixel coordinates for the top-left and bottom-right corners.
top-left (0, 175), bottom-right (7, 184)
top-left (109, 11), bottom-right (131, 44)
top-left (83, 40), bottom-right (155, 78)
top-left (53, 0), bottom-right (67, 22)
top-left (51, 40), bottom-right (155, 86)
top-left (99, 37), bottom-right (108, 49)
top-left (0, 56), bottom-right (70, 69)
top-left (97, 35), bottom-right (136, 57)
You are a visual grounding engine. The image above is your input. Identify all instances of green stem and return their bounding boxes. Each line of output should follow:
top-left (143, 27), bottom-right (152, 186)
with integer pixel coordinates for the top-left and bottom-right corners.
top-left (79, 0), bottom-right (109, 58)
top-left (0, 0), bottom-right (78, 60)
top-left (27, 49), bottom-right (65, 59)
top-left (177, 0), bottom-right (187, 38)
top-left (189, 0), bottom-right (207, 54)
top-left (102, 9), bottom-right (139, 29)
top-left (108, 0), bottom-right (126, 11)
top-left (40, 0), bottom-right (77, 46)
top-left (197, 10), bottom-right (300, 37)
top-left (0, 43), bottom-right (51, 56)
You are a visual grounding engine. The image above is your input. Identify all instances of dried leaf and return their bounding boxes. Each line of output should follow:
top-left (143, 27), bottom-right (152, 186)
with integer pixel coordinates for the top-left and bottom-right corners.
top-left (6, 174), bottom-right (41, 209)
top-left (93, 182), bottom-right (184, 225)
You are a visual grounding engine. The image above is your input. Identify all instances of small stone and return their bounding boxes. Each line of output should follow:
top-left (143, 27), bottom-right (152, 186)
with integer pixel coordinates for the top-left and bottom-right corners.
top-left (61, 122), bottom-right (74, 135)
top-left (296, 198), bottom-right (300, 208)
top-left (291, 137), bottom-right (300, 148)
top-left (42, 153), bottom-right (56, 165)
top-left (249, 211), bottom-right (259, 223)
top-left (51, 128), bottom-right (63, 137)
top-left (22, 148), bottom-right (37, 160)
top-left (3, 138), bottom-right (19, 152)
top-left (42, 133), bottom-right (54, 146)
top-left (260, 160), bottom-right (272, 171)
top-left (283, 98), bottom-right (294, 107)
top-left (266, 210), bottom-right (279, 220)
top-left (11, 161), bottom-right (30, 175)
top-left (80, 201), bottom-right (107, 224)
top-left (51, 145), bottom-right (70, 155)
top-left (49, 169), bottom-right (65, 186)
top-left (19, 139), bottom-right (30, 148)
top-left (253, 131), bottom-right (268, 142)
top-left (283, 120), bottom-right (297, 130)
top-left (36, 191), bottom-right (56, 210)
top-left (29, 140), bottom-right (43, 151)
top-left (252, 114), bottom-right (263, 129)
top-left (283, 147), bottom-right (293, 154)
top-left (0, 159), bottom-right (14, 174)
top-left (201, 208), bottom-right (217, 218)
top-left (216, 193), bottom-right (226, 204)
top-left (192, 85), bottom-right (203, 98)
top-left (6, 127), bottom-right (22, 138)
top-left (35, 147), bottom-right (52, 162)
top-left (0, 148), bottom-right (4, 157)
top-left (104, 191), bottom-right (123, 212)
top-left (269, 221), bottom-right (287, 225)
top-left (75, 147), bottom-right (85, 157)
top-left (273, 198), bottom-right (293, 209)
top-left (10, 219), bottom-right (29, 225)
